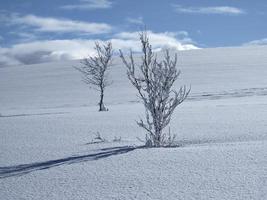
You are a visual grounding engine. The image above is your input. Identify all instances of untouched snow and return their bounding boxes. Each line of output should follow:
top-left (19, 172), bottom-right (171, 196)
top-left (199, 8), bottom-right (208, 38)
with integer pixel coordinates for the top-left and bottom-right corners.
top-left (0, 46), bottom-right (267, 199)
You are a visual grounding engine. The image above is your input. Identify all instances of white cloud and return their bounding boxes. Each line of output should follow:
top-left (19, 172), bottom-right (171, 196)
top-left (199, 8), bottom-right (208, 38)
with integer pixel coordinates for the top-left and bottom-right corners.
top-left (61, 0), bottom-right (112, 10)
top-left (0, 31), bottom-right (199, 66)
top-left (173, 5), bottom-right (245, 15)
top-left (9, 31), bottom-right (38, 42)
top-left (243, 38), bottom-right (267, 46)
top-left (9, 14), bottom-right (112, 34)
top-left (0, 40), bottom-right (96, 66)
top-left (126, 17), bottom-right (144, 25)
top-left (113, 31), bottom-right (198, 51)
top-left (0, 47), bottom-right (22, 66)
top-left (176, 31), bottom-right (189, 37)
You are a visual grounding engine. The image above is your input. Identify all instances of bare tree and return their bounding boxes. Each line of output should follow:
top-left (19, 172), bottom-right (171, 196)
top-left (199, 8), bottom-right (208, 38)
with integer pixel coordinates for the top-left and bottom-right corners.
top-left (75, 41), bottom-right (113, 111)
top-left (120, 32), bottom-right (190, 147)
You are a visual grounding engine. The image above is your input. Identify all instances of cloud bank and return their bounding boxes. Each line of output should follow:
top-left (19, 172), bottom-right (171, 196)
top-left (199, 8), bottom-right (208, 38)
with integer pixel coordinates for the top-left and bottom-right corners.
top-left (0, 31), bottom-right (199, 67)
top-left (7, 14), bottom-right (112, 35)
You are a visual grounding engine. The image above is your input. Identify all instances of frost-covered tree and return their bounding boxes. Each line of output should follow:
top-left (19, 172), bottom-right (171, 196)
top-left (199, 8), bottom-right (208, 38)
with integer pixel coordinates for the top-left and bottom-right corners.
top-left (120, 32), bottom-right (190, 147)
top-left (75, 42), bottom-right (113, 111)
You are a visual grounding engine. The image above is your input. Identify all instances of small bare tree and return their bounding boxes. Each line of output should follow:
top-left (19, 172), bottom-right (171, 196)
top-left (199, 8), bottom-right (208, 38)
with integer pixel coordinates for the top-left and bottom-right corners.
top-left (75, 41), bottom-right (113, 111)
top-left (120, 32), bottom-right (190, 147)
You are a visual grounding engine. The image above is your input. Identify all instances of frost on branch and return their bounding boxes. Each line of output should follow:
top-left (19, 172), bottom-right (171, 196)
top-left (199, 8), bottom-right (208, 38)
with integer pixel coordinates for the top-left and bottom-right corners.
top-left (75, 41), bottom-right (113, 111)
top-left (120, 31), bottom-right (190, 147)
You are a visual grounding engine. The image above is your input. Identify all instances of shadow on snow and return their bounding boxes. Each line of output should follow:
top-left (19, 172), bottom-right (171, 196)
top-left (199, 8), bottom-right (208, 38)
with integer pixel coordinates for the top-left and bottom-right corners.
top-left (0, 145), bottom-right (143, 179)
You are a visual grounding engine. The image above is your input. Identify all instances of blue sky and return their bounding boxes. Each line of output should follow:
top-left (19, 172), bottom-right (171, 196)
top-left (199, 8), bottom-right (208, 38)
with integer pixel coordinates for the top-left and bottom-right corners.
top-left (0, 0), bottom-right (266, 66)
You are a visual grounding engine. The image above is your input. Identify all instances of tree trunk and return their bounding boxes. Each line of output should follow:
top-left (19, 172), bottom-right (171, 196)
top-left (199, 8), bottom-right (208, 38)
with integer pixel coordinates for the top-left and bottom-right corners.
top-left (154, 130), bottom-right (161, 147)
top-left (99, 89), bottom-right (105, 111)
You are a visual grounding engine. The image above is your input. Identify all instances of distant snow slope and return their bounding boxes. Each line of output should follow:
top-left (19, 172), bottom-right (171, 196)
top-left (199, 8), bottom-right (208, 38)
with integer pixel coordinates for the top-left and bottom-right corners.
top-left (0, 46), bottom-right (267, 200)
top-left (1, 45), bottom-right (267, 110)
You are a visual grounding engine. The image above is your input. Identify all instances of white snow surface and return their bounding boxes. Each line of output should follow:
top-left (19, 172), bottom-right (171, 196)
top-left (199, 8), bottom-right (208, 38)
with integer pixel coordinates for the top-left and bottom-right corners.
top-left (0, 45), bottom-right (267, 199)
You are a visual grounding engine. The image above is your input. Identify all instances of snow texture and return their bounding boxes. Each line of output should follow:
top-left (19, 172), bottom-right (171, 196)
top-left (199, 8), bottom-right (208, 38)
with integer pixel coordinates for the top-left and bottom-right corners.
top-left (0, 46), bottom-right (267, 199)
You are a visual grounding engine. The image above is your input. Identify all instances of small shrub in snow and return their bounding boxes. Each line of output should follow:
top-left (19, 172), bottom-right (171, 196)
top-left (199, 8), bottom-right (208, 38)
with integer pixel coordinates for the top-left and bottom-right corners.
top-left (75, 42), bottom-right (113, 111)
top-left (120, 31), bottom-right (190, 147)
top-left (113, 136), bottom-right (122, 142)
top-left (89, 132), bottom-right (122, 144)
top-left (92, 132), bottom-right (106, 143)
